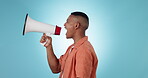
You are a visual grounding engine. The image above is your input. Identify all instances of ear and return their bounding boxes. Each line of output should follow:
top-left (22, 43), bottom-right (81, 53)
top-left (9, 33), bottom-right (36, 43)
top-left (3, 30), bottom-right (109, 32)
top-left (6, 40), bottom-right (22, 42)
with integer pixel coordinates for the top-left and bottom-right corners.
top-left (74, 22), bottom-right (80, 29)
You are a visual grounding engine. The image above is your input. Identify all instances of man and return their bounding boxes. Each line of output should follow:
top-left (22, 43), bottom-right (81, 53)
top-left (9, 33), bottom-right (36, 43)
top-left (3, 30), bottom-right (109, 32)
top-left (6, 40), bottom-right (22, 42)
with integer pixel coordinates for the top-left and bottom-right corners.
top-left (40, 12), bottom-right (98, 78)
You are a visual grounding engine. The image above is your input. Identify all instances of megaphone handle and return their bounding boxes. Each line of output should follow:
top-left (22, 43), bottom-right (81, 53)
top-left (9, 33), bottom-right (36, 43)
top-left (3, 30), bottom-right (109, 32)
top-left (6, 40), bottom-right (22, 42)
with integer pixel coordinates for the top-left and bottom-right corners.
top-left (45, 33), bottom-right (51, 37)
top-left (40, 33), bottom-right (51, 46)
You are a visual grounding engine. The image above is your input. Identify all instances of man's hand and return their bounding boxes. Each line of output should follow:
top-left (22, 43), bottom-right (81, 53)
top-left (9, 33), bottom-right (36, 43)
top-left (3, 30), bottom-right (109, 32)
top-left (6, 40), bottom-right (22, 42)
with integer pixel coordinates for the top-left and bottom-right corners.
top-left (40, 33), bottom-right (52, 47)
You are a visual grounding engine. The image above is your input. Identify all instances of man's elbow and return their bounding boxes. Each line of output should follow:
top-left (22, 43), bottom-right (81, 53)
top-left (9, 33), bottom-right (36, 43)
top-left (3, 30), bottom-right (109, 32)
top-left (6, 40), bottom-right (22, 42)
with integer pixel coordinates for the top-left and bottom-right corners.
top-left (50, 63), bottom-right (61, 74)
top-left (51, 66), bottom-right (61, 74)
top-left (51, 70), bottom-right (60, 74)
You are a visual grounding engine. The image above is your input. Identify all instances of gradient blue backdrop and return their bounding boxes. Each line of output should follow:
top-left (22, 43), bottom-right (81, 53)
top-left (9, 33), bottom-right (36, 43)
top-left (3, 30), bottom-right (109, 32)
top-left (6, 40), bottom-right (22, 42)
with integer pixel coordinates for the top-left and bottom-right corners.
top-left (0, 0), bottom-right (148, 78)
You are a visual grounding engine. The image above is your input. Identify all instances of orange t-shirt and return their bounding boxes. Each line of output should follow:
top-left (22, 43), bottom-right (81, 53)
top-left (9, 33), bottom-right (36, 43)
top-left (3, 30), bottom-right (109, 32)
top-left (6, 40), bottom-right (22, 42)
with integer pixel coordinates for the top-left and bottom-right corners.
top-left (59, 36), bottom-right (98, 78)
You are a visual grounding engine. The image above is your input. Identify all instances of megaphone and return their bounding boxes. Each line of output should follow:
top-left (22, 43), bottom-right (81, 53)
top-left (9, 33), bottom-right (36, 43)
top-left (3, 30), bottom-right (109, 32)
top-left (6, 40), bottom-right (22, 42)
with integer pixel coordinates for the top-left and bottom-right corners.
top-left (23, 14), bottom-right (61, 36)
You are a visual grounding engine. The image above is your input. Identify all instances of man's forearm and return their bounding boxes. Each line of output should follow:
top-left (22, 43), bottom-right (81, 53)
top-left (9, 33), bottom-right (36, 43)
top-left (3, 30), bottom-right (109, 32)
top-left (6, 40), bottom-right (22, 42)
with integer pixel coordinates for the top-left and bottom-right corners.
top-left (46, 45), bottom-right (60, 73)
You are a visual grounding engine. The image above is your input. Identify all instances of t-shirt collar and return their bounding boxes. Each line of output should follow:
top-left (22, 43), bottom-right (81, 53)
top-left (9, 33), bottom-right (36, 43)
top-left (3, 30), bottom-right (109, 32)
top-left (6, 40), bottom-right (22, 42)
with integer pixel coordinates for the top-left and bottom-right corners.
top-left (72, 36), bottom-right (88, 49)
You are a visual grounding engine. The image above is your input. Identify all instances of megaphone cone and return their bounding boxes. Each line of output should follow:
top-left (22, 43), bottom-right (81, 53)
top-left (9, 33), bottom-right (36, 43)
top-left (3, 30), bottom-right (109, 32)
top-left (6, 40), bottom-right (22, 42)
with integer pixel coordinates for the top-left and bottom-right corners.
top-left (23, 14), bottom-right (61, 36)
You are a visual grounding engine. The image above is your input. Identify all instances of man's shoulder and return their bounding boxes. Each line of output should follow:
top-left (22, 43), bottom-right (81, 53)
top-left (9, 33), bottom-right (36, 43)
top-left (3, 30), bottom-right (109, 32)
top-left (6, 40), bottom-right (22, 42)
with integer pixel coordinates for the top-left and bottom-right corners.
top-left (75, 41), bottom-right (98, 62)
top-left (77, 41), bottom-right (95, 54)
top-left (82, 41), bottom-right (94, 50)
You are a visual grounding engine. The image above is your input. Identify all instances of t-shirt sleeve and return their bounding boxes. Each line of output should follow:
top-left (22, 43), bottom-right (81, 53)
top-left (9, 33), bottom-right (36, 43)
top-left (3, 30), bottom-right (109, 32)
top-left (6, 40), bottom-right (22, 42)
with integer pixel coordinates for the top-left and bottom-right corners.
top-left (75, 48), bottom-right (93, 78)
top-left (59, 45), bottom-right (73, 65)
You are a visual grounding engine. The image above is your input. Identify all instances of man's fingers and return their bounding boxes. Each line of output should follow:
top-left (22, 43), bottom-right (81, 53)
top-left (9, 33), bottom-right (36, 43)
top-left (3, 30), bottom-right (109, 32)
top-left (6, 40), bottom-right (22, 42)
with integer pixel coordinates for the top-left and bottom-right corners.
top-left (40, 35), bottom-right (46, 43)
top-left (43, 33), bottom-right (46, 36)
top-left (44, 36), bottom-right (52, 47)
top-left (44, 39), bottom-right (50, 47)
top-left (40, 33), bottom-right (52, 47)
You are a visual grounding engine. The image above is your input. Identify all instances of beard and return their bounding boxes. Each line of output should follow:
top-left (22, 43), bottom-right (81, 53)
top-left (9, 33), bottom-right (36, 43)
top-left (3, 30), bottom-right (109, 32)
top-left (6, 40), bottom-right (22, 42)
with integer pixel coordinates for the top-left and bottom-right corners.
top-left (66, 30), bottom-right (73, 39)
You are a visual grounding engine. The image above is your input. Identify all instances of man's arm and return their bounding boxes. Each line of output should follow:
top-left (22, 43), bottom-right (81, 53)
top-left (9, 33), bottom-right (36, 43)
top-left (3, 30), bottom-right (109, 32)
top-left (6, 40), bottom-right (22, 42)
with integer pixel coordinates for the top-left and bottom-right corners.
top-left (40, 34), bottom-right (61, 73)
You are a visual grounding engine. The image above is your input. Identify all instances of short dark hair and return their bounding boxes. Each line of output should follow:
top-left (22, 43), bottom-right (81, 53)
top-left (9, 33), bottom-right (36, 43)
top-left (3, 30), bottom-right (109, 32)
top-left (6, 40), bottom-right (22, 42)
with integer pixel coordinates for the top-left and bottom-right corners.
top-left (71, 11), bottom-right (89, 23)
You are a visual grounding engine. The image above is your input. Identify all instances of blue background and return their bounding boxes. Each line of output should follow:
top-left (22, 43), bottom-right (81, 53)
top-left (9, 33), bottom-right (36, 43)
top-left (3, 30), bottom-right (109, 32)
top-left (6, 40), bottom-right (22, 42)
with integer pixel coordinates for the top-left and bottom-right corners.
top-left (0, 0), bottom-right (148, 78)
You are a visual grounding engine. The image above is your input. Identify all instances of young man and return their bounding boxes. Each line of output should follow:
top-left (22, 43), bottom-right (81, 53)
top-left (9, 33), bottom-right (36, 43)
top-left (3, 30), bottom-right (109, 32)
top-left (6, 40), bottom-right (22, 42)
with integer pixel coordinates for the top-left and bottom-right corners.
top-left (40, 12), bottom-right (98, 78)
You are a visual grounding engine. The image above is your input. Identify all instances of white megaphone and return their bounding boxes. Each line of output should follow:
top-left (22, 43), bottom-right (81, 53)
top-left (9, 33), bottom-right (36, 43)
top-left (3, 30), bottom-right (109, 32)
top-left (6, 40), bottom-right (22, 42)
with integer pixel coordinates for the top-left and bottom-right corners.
top-left (23, 14), bottom-right (61, 36)
top-left (23, 14), bottom-right (61, 45)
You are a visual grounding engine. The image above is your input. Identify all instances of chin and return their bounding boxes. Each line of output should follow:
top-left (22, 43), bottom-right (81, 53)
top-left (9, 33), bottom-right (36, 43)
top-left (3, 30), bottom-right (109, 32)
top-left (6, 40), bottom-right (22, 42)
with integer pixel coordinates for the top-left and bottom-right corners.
top-left (66, 36), bottom-right (71, 39)
top-left (66, 32), bottom-right (73, 39)
top-left (66, 35), bottom-right (72, 39)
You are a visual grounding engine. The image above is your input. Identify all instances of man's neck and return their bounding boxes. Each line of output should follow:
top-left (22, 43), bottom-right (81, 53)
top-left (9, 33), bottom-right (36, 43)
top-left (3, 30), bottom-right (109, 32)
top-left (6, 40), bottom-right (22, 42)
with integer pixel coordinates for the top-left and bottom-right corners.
top-left (73, 33), bottom-right (85, 44)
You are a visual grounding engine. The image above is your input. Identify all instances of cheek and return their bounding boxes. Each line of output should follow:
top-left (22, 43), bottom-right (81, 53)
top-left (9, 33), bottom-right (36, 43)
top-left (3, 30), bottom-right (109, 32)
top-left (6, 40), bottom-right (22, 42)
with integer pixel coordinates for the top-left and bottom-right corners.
top-left (65, 22), bottom-right (75, 33)
top-left (66, 26), bottom-right (75, 35)
top-left (67, 26), bottom-right (74, 32)
top-left (66, 24), bottom-right (73, 30)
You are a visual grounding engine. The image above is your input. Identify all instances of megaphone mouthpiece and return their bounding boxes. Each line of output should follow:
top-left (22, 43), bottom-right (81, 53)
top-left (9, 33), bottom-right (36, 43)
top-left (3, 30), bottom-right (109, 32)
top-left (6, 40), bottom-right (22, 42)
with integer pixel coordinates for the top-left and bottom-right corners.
top-left (55, 26), bottom-right (61, 35)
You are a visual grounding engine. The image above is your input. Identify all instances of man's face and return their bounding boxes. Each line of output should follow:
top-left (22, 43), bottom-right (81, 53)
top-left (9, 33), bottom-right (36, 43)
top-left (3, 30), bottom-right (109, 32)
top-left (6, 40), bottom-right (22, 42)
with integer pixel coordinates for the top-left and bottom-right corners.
top-left (64, 15), bottom-right (77, 39)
